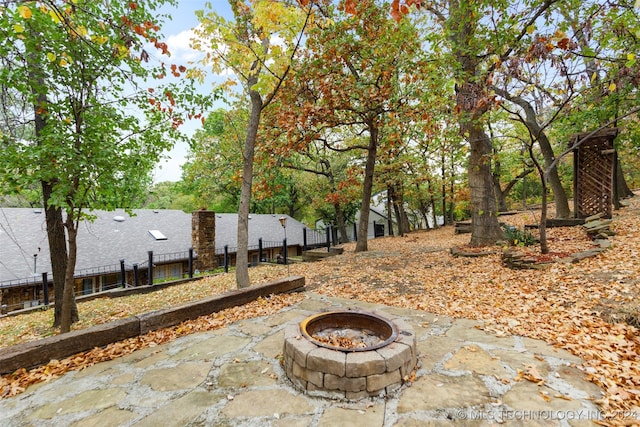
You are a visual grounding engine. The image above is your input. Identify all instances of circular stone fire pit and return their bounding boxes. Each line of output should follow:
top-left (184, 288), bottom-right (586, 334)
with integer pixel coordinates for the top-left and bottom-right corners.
top-left (283, 309), bottom-right (416, 400)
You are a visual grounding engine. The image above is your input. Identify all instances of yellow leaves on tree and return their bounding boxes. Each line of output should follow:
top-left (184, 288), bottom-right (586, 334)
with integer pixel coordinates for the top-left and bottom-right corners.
top-left (18, 5), bottom-right (32, 20)
top-left (74, 25), bottom-right (88, 38)
top-left (194, 0), bottom-right (310, 97)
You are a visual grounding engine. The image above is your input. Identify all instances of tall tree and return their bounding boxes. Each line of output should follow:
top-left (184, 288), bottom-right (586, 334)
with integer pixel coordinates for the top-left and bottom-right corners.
top-left (491, 82), bottom-right (572, 217)
top-left (0, 0), bottom-right (197, 331)
top-left (193, 0), bottom-right (314, 287)
top-left (142, 181), bottom-right (198, 212)
top-left (390, 0), bottom-right (559, 245)
top-left (262, 125), bottom-right (361, 242)
top-left (273, 0), bottom-right (429, 251)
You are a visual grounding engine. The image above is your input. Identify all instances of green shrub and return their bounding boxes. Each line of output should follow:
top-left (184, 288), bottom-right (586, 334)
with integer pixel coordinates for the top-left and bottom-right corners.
top-left (502, 225), bottom-right (536, 246)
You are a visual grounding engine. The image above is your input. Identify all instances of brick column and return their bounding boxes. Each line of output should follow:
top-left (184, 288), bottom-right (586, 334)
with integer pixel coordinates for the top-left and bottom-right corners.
top-left (192, 211), bottom-right (216, 272)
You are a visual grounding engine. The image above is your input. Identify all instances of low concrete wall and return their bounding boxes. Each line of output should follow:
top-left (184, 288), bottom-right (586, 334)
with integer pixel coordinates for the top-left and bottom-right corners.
top-left (0, 275), bottom-right (305, 375)
top-left (302, 248), bottom-right (343, 262)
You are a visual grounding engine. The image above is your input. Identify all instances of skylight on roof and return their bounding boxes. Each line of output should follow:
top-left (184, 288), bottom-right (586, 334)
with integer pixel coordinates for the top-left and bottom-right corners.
top-left (148, 230), bottom-right (167, 240)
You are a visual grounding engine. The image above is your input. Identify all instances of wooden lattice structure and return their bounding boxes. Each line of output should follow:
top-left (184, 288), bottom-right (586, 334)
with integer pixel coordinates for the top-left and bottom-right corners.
top-left (571, 128), bottom-right (619, 219)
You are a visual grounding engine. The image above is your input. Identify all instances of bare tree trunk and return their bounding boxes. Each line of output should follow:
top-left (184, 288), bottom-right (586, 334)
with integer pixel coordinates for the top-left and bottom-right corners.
top-left (448, 169), bottom-right (455, 225)
top-left (465, 122), bottom-right (504, 246)
top-left (494, 168), bottom-right (534, 213)
top-left (41, 183), bottom-right (78, 326)
top-left (355, 122), bottom-right (378, 252)
top-left (320, 160), bottom-right (349, 242)
top-left (492, 87), bottom-right (571, 217)
top-left (431, 192), bottom-right (439, 229)
top-left (390, 186), bottom-right (402, 236)
top-left (396, 187), bottom-right (411, 235)
top-left (60, 219), bottom-right (78, 333)
top-left (333, 201), bottom-right (348, 243)
top-left (389, 184), bottom-right (410, 236)
top-left (493, 179), bottom-right (509, 212)
top-left (441, 150), bottom-right (447, 225)
top-left (288, 184), bottom-right (298, 217)
top-left (616, 160), bottom-right (634, 198)
top-left (415, 180), bottom-right (434, 229)
top-left (492, 149), bottom-right (509, 212)
top-left (539, 184), bottom-right (549, 254)
top-left (386, 189), bottom-right (395, 237)
top-left (526, 140), bottom-right (549, 254)
top-left (236, 86), bottom-right (262, 288)
top-left (448, 0), bottom-right (503, 245)
top-left (537, 131), bottom-right (571, 218)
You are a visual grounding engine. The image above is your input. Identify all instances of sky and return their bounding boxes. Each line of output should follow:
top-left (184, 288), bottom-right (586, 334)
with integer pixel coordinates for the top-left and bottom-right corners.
top-left (151, 1), bottom-right (233, 183)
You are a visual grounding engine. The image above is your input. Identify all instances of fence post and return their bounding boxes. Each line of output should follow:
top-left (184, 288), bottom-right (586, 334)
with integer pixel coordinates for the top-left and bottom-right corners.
top-left (326, 227), bottom-right (331, 250)
top-left (133, 263), bottom-right (139, 287)
top-left (120, 259), bottom-right (126, 287)
top-left (259, 238), bottom-right (264, 262)
top-left (303, 228), bottom-right (308, 251)
top-left (42, 272), bottom-right (49, 306)
top-left (147, 251), bottom-right (153, 286)
top-left (224, 245), bottom-right (229, 273)
top-left (188, 247), bottom-right (194, 278)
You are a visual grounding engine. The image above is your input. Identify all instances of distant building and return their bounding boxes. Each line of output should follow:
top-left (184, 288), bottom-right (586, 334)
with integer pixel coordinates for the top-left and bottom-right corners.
top-left (0, 208), bottom-right (324, 313)
top-left (315, 191), bottom-right (443, 242)
top-left (315, 207), bottom-right (393, 242)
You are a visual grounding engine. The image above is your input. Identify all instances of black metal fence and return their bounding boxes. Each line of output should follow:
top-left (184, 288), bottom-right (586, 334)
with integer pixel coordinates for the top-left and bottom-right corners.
top-left (0, 225), bottom-right (338, 314)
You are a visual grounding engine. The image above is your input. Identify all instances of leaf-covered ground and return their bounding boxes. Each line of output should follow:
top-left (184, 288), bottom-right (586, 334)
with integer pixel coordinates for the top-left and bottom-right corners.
top-left (296, 203), bottom-right (640, 418)
top-left (1, 197), bottom-right (639, 419)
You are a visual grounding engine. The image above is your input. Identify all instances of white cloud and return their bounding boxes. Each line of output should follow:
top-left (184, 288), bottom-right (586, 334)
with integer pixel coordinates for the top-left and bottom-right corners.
top-left (166, 28), bottom-right (204, 63)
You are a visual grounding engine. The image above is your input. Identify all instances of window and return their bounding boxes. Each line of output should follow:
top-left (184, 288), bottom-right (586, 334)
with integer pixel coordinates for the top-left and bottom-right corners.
top-left (82, 278), bottom-right (93, 295)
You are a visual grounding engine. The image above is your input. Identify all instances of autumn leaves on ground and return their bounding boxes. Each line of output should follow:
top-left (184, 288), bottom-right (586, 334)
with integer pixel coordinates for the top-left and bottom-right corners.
top-left (2, 197), bottom-right (640, 419)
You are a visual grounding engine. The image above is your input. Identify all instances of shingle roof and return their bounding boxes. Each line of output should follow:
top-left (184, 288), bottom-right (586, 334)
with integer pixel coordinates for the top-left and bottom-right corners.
top-left (0, 208), bottom-right (318, 283)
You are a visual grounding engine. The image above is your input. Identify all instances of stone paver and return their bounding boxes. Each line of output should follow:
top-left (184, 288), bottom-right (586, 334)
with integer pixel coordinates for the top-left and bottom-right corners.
top-left (397, 372), bottom-right (491, 412)
top-left (71, 407), bottom-right (136, 427)
top-left (139, 361), bottom-right (210, 391)
top-left (443, 344), bottom-right (512, 379)
top-left (221, 388), bottom-right (314, 418)
top-left (218, 360), bottom-right (278, 387)
top-left (252, 329), bottom-right (285, 358)
top-left (169, 334), bottom-right (251, 360)
top-left (0, 291), bottom-right (613, 427)
top-left (29, 388), bottom-right (127, 419)
top-left (132, 390), bottom-right (222, 427)
top-left (318, 404), bottom-right (385, 426)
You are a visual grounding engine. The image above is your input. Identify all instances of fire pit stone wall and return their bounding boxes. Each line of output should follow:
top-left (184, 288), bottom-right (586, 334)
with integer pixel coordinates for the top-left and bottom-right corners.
top-left (283, 311), bottom-right (417, 400)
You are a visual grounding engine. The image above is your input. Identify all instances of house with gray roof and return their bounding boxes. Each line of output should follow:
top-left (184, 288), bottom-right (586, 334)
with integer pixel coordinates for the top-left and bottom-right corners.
top-left (0, 208), bottom-right (325, 312)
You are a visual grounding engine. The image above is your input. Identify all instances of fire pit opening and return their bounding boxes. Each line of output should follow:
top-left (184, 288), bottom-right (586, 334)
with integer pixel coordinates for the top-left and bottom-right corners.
top-left (283, 309), bottom-right (416, 400)
top-left (301, 311), bottom-right (398, 351)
